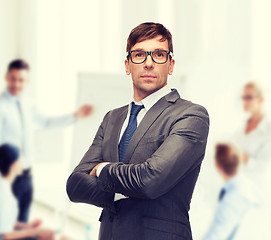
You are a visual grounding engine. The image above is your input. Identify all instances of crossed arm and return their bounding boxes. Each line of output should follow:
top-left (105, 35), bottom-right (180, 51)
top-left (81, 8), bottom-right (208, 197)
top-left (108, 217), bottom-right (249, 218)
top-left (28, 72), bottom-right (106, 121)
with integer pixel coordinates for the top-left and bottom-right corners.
top-left (66, 105), bottom-right (209, 207)
top-left (66, 112), bottom-right (116, 209)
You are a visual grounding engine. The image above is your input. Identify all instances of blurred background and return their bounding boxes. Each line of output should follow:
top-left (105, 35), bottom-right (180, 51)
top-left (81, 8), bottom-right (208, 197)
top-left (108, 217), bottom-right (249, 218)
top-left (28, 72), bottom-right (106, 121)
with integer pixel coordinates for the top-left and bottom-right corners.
top-left (1, 0), bottom-right (271, 239)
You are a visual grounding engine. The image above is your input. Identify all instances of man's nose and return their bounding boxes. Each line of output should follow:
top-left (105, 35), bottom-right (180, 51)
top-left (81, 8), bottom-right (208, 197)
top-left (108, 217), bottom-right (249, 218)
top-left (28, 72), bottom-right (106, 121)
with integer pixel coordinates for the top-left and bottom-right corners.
top-left (144, 54), bottom-right (154, 69)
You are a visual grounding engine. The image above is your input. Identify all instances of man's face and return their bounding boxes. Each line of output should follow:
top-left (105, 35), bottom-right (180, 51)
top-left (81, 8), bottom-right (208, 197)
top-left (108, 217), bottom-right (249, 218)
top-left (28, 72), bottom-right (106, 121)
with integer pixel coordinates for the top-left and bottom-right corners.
top-left (5, 69), bottom-right (29, 96)
top-left (125, 36), bottom-right (175, 96)
top-left (10, 159), bottom-right (23, 179)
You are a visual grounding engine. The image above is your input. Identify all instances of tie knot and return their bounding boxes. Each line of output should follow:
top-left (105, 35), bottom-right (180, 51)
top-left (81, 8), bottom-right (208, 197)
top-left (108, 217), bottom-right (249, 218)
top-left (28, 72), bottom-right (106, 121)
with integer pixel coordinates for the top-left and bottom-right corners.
top-left (130, 102), bottom-right (144, 116)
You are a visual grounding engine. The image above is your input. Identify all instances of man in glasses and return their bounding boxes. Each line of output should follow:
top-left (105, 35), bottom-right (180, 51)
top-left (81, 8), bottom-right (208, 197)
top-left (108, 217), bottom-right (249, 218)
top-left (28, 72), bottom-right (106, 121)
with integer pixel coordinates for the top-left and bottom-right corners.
top-left (67, 22), bottom-right (210, 240)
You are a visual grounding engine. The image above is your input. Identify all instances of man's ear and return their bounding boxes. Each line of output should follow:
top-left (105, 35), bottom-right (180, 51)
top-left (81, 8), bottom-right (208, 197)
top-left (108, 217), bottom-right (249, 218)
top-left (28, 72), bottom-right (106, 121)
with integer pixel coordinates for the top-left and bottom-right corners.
top-left (216, 164), bottom-right (224, 176)
top-left (125, 59), bottom-right (131, 75)
top-left (168, 59), bottom-right (175, 75)
top-left (5, 73), bottom-right (9, 82)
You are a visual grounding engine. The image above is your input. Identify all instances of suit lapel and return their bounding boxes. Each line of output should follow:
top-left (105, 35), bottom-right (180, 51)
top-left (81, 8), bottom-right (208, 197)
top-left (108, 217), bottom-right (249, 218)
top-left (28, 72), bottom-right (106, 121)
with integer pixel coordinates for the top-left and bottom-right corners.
top-left (123, 89), bottom-right (180, 164)
top-left (110, 105), bottom-right (128, 162)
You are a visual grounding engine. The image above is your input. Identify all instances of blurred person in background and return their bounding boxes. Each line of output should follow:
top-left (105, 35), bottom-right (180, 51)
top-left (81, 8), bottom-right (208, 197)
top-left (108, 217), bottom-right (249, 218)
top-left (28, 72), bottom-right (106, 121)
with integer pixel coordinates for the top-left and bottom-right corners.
top-left (234, 82), bottom-right (271, 204)
top-left (0, 143), bottom-right (54, 240)
top-left (202, 143), bottom-right (268, 240)
top-left (0, 59), bottom-right (93, 223)
top-left (0, 144), bottom-right (75, 240)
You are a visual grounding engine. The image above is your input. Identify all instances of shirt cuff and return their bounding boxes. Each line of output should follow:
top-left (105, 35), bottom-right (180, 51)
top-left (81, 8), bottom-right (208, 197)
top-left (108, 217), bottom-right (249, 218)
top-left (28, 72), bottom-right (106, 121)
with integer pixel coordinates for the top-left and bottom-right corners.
top-left (96, 163), bottom-right (129, 202)
top-left (114, 193), bottom-right (128, 201)
top-left (70, 113), bottom-right (78, 123)
top-left (96, 162), bottom-right (110, 177)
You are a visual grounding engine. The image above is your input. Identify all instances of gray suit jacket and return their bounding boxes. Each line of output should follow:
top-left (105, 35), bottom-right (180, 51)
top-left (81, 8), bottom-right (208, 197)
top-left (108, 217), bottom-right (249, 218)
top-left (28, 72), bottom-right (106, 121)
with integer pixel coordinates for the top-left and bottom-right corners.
top-left (66, 89), bottom-right (209, 240)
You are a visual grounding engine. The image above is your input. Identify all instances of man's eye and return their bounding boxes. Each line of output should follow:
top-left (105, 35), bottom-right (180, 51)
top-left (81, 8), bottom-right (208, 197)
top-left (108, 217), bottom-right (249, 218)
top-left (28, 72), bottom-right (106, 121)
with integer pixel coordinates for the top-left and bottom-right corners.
top-left (154, 51), bottom-right (165, 58)
top-left (135, 53), bottom-right (143, 57)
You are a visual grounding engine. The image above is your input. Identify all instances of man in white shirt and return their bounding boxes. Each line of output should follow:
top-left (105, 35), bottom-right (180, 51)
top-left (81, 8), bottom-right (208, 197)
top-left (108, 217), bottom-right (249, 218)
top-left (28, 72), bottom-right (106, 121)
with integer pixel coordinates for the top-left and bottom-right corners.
top-left (0, 59), bottom-right (93, 223)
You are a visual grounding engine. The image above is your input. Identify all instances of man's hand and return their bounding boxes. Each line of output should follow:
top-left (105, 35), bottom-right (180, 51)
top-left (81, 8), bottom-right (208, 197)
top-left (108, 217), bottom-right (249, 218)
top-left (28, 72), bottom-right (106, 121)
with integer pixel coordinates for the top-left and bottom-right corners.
top-left (243, 154), bottom-right (249, 164)
top-left (29, 219), bottom-right (42, 229)
top-left (14, 219), bottom-right (42, 230)
top-left (74, 104), bottom-right (93, 119)
top-left (89, 163), bottom-right (104, 176)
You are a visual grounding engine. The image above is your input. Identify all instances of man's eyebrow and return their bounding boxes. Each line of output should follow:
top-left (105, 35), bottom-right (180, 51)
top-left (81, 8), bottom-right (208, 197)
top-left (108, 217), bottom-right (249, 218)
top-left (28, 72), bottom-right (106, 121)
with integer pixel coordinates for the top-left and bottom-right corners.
top-left (131, 48), bottom-right (169, 51)
top-left (131, 48), bottom-right (145, 51)
top-left (154, 48), bottom-right (168, 51)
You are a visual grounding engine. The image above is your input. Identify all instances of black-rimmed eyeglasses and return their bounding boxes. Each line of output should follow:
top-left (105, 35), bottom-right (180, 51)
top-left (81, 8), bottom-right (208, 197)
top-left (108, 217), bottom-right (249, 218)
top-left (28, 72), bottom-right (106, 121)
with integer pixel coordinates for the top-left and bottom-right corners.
top-left (127, 50), bottom-right (173, 64)
top-left (241, 95), bottom-right (260, 101)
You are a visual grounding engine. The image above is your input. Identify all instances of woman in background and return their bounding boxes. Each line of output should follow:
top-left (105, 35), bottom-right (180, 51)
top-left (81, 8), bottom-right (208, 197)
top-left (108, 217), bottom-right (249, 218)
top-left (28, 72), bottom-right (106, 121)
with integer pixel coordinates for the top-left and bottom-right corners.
top-left (234, 82), bottom-right (271, 203)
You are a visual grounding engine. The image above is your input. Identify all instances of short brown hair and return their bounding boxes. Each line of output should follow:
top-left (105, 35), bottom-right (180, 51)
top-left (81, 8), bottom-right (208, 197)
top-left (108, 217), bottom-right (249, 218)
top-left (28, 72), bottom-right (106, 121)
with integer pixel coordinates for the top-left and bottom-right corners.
top-left (126, 22), bottom-right (173, 53)
top-left (215, 143), bottom-right (240, 176)
top-left (8, 59), bottom-right (30, 72)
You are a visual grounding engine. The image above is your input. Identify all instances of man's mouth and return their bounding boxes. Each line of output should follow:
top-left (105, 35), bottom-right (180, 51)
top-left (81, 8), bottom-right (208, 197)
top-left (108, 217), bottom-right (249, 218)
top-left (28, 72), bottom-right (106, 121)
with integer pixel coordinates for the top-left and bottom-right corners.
top-left (140, 75), bottom-right (157, 78)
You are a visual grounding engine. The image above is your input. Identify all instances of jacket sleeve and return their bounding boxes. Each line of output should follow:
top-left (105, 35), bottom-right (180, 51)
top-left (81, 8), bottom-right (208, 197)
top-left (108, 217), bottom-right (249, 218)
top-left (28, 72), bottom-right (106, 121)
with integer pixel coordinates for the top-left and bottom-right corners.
top-left (97, 105), bottom-right (210, 199)
top-left (66, 111), bottom-right (115, 210)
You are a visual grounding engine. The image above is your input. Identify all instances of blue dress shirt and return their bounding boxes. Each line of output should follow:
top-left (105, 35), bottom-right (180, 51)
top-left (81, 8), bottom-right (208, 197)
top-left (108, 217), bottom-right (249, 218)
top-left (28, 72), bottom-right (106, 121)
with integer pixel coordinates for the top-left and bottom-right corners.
top-left (202, 174), bottom-right (263, 240)
top-left (0, 90), bottom-right (76, 169)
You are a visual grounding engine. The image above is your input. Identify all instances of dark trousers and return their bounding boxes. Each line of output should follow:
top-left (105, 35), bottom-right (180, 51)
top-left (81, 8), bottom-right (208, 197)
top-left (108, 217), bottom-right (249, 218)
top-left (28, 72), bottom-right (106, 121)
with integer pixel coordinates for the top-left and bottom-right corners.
top-left (12, 169), bottom-right (33, 222)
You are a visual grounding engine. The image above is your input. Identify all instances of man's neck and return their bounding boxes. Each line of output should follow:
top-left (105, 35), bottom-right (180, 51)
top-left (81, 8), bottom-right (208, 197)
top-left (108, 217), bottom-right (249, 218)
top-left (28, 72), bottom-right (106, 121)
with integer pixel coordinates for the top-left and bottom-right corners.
top-left (6, 89), bottom-right (18, 98)
top-left (250, 110), bottom-right (264, 122)
top-left (133, 83), bottom-right (167, 102)
top-left (223, 173), bottom-right (237, 182)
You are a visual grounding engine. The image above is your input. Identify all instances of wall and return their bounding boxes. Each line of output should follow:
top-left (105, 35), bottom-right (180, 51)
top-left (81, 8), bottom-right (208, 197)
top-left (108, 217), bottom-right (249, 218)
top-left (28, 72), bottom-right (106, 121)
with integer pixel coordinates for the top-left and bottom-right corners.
top-left (0, 0), bottom-right (17, 90)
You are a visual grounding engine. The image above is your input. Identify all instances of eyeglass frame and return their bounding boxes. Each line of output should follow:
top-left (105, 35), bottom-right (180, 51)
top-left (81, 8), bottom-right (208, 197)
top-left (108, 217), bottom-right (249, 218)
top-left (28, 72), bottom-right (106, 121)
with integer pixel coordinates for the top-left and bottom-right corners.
top-left (127, 50), bottom-right (174, 64)
top-left (241, 94), bottom-right (260, 101)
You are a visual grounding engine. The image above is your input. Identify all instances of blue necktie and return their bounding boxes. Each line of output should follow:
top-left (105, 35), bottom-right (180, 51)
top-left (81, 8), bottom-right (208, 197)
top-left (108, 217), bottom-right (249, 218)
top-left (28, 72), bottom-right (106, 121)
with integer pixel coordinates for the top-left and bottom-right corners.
top-left (118, 102), bottom-right (144, 162)
top-left (219, 188), bottom-right (226, 201)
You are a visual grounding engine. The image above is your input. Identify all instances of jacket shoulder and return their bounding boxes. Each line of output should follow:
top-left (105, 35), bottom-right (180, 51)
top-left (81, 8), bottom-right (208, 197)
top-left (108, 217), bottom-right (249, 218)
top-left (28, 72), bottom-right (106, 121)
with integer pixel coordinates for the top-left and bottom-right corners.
top-left (174, 97), bottom-right (209, 118)
top-left (106, 104), bottom-right (128, 117)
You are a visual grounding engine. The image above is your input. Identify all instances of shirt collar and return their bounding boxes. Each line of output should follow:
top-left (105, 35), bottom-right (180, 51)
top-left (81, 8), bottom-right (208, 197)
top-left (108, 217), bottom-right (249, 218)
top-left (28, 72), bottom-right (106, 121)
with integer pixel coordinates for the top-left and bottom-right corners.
top-left (256, 116), bottom-right (271, 133)
top-left (223, 173), bottom-right (261, 204)
top-left (243, 115), bottom-right (271, 134)
top-left (131, 84), bottom-right (172, 112)
top-left (3, 89), bottom-right (22, 102)
top-left (223, 174), bottom-right (239, 192)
